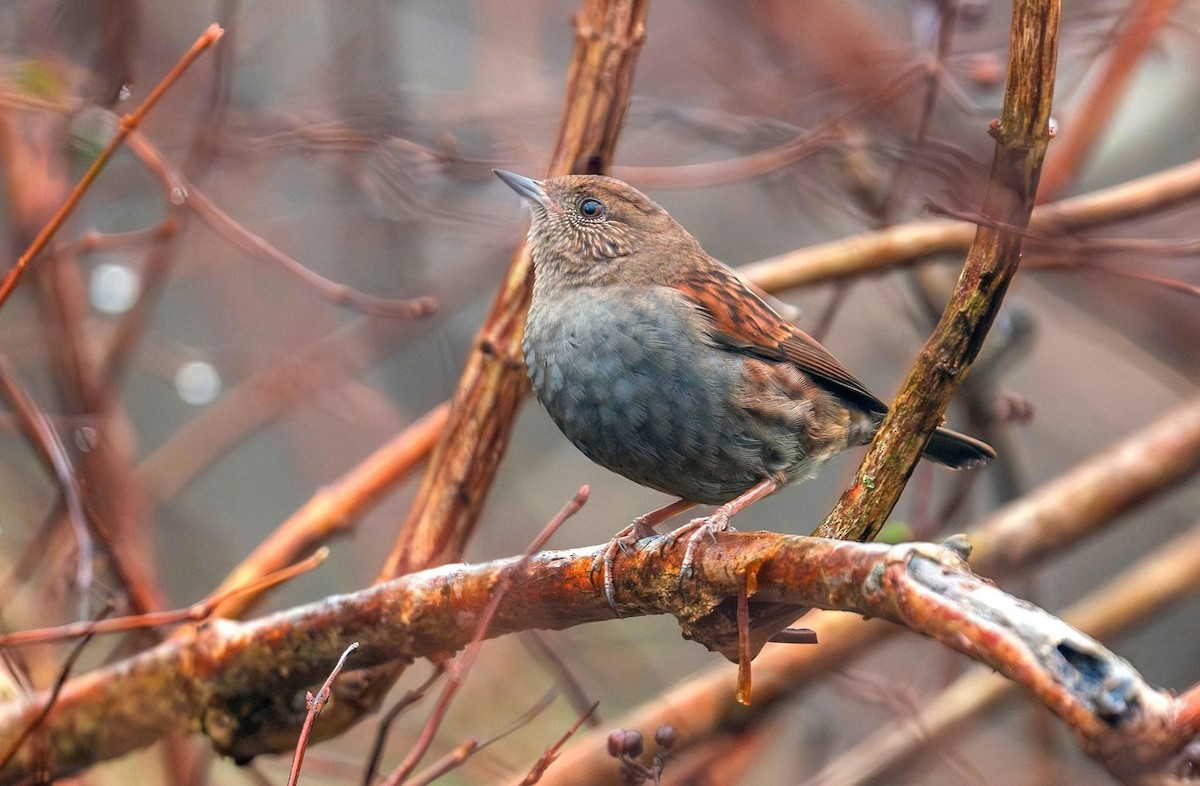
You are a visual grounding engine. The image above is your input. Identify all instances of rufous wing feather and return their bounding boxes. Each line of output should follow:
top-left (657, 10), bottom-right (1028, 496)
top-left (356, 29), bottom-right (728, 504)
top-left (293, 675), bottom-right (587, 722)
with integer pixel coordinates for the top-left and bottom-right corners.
top-left (672, 264), bottom-right (886, 414)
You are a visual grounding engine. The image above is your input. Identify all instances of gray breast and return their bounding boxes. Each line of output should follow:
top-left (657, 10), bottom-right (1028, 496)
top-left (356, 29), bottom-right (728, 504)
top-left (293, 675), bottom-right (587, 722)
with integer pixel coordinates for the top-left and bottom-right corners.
top-left (523, 285), bottom-right (817, 504)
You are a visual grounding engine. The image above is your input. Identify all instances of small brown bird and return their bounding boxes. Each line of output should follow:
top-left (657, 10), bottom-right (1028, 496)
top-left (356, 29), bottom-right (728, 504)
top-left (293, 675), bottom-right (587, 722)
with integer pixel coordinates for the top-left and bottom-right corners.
top-left (496, 170), bottom-right (994, 605)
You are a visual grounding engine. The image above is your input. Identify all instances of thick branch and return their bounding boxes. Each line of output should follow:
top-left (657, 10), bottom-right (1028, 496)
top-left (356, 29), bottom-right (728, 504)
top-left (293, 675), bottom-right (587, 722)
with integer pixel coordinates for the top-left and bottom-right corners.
top-left (1, 530), bottom-right (1195, 782)
top-left (805, 522), bottom-right (1200, 786)
top-left (818, 0), bottom-right (1060, 540)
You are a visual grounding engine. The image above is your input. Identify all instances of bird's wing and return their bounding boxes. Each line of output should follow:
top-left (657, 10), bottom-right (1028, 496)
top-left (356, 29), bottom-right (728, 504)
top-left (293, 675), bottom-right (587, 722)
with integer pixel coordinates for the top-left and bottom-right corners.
top-left (672, 265), bottom-right (888, 414)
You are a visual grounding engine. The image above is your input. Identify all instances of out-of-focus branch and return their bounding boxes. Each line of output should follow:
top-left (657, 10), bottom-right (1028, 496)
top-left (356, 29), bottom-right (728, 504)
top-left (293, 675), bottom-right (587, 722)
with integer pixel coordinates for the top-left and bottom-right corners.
top-left (125, 131), bottom-right (437, 320)
top-left (737, 155), bottom-right (1200, 292)
top-left (0, 25), bottom-right (224, 309)
top-left (136, 319), bottom-right (409, 504)
top-left (0, 358), bottom-right (93, 606)
top-left (201, 403), bottom-right (449, 620)
top-left (1036, 0), bottom-right (1181, 202)
top-left (0, 531), bottom-right (1194, 783)
top-left (970, 396), bottom-right (1200, 574)
top-left (535, 394), bottom-right (1200, 786)
top-left (818, 0), bottom-right (1060, 541)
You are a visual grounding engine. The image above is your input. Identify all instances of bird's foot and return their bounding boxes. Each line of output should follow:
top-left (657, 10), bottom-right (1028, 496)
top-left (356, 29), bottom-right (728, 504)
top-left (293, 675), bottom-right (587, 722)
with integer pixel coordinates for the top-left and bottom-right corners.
top-left (667, 509), bottom-right (735, 586)
top-left (592, 515), bottom-right (660, 611)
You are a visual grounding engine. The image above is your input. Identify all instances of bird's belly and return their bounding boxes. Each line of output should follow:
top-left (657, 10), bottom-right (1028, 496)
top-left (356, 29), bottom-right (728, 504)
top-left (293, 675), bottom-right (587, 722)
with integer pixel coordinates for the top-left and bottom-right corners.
top-left (524, 292), bottom-right (819, 504)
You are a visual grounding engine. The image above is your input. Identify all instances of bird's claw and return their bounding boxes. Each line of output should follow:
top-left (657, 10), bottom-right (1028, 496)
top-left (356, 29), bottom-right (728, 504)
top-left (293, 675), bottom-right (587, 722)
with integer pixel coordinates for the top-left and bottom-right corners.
top-left (592, 517), bottom-right (659, 612)
top-left (669, 513), bottom-right (734, 588)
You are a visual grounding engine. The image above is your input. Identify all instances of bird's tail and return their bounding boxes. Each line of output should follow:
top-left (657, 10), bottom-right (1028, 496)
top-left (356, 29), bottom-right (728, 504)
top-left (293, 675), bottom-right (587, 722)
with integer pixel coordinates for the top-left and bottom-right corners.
top-left (922, 427), bottom-right (996, 469)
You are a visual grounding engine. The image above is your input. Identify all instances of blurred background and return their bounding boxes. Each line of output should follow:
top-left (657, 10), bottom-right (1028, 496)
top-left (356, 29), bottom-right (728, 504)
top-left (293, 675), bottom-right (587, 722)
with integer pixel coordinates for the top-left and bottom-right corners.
top-left (0, 1), bottom-right (1198, 783)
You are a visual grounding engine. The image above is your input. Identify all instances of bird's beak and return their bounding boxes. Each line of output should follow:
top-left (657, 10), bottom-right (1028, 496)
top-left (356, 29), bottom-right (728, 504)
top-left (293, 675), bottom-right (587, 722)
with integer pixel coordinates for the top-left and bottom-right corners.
top-left (494, 169), bottom-right (554, 211)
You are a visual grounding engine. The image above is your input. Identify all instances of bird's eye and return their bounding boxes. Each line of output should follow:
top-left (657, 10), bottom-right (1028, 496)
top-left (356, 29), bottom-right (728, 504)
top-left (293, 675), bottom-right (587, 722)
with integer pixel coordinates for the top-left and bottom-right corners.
top-left (578, 197), bottom-right (606, 220)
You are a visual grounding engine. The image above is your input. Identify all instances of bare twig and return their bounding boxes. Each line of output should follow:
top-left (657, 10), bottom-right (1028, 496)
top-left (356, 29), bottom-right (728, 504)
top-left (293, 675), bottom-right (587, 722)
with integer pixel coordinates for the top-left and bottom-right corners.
top-left (125, 131), bottom-right (438, 320)
top-left (1037, 0), bottom-right (1181, 201)
top-left (0, 603), bottom-right (112, 770)
top-left (0, 357), bottom-right (93, 612)
top-left (361, 664), bottom-right (447, 786)
top-left (402, 691), bottom-right (559, 786)
top-left (0, 24), bottom-right (224, 310)
top-left (0, 549), bottom-right (327, 648)
top-left (519, 631), bottom-right (602, 727)
top-left (516, 701), bottom-right (601, 786)
top-left (380, 487), bottom-right (588, 785)
top-left (285, 642), bottom-right (358, 786)
top-left (398, 740), bottom-right (477, 786)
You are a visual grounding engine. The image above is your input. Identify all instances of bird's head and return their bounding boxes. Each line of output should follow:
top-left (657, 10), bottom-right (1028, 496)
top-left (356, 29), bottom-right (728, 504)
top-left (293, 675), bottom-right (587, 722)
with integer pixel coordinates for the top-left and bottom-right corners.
top-left (494, 170), bottom-right (700, 288)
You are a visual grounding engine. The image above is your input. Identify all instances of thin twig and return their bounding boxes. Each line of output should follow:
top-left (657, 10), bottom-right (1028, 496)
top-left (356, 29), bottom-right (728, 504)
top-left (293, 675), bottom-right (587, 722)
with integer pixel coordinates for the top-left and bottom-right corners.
top-left (519, 631), bottom-right (601, 727)
top-left (380, 487), bottom-right (589, 786)
top-left (361, 664), bottom-right (448, 786)
top-left (404, 691), bottom-right (558, 786)
top-left (398, 740), bottom-right (477, 786)
top-left (0, 24), bottom-right (224, 310)
top-left (516, 701), bottom-right (601, 785)
top-left (0, 357), bottom-right (93, 614)
top-left (125, 131), bottom-right (437, 320)
top-left (0, 549), bottom-right (326, 648)
top-left (285, 642), bottom-right (358, 786)
top-left (1037, 0), bottom-right (1181, 201)
top-left (0, 602), bottom-right (113, 769)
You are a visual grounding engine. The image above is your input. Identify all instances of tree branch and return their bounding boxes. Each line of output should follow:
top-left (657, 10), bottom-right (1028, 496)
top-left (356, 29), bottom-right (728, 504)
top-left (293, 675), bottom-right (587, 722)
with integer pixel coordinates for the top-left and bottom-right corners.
top-left (817, 0), bottom-right (1060, 541)
top-left (0, 530), bottom-right (1193, 782)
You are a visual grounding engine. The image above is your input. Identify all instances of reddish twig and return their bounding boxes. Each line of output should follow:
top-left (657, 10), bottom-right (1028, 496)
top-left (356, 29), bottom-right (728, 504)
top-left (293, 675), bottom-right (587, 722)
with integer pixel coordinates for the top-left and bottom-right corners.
top-left (0, 549), bottom-right (326, 648)
top-left (517, 701), bottom-right (601, 786)
top-left (380, 487), bottom-right (589, 786)
top-left (398, 740), bottom-right (477, 786)
top-left (285, 641), bottom-right (358, 786)
top-left (361, 664), bottom-right (447, 786)
top-left (125, 131), bottom-right (437, 320)
top-left (1037, 0), bottom-right (1181, 201)
top-left (0, 24), bottom-right (224, 310)
top-left (0, 357), bottom-right (92, 612)
top-left (401, 691), bottom-right (558, 786)
top-left (519, 631), bottom-right (602, 727)
top-left (0, 602), bottom-right (112, 770)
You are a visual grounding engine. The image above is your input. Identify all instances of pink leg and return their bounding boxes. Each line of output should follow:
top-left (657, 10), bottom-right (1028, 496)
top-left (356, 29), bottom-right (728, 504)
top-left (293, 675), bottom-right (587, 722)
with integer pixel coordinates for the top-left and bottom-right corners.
top-left (597, 497), bottom-right (696, 610)
top-left (668, 478), bottom-right (780, 581)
